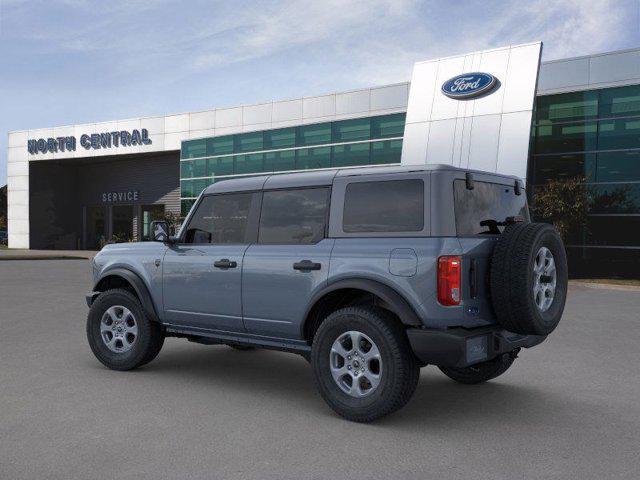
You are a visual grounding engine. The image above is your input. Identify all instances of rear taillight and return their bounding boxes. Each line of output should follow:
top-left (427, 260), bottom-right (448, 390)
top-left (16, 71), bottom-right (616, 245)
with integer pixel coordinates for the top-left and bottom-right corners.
top-left (437, 256), bottom-right (461, 306)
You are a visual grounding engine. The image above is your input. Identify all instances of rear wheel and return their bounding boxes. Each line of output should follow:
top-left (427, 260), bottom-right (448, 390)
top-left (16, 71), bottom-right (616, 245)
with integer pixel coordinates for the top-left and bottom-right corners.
top-left (311, 307), bottom-right (419, 423)
top-left (86, 289), bottom-right (164, 371)
top-left (439, 352), bottom-right (516, 385)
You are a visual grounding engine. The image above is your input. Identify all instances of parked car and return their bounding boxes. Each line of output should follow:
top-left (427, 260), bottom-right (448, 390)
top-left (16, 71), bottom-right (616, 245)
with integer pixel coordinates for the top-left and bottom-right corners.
top-left (86, 165), bottom-right (568, 422)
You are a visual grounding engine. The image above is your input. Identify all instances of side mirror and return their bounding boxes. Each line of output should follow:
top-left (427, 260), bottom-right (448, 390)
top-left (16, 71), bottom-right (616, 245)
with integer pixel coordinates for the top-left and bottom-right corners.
top-left (150, 220), bottom-right (170, 242)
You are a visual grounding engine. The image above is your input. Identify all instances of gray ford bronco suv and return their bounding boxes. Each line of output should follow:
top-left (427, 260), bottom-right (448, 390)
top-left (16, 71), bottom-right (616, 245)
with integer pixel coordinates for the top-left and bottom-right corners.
top-left (86, 164), bottom-right (568, 422)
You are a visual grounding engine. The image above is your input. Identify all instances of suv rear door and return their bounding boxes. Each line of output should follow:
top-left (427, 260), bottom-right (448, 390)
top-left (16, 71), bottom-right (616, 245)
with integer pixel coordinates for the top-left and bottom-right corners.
top-left (241, 183), bottom-right (334, 340)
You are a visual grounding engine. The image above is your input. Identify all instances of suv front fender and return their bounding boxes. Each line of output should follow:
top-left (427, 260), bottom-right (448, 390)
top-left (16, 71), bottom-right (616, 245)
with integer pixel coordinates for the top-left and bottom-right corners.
top-left (88, 268), bottom-right (160, 323)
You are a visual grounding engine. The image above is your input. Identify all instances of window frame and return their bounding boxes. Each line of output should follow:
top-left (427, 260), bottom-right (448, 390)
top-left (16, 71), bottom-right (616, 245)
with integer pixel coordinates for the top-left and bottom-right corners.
top-left (177, 191), bottom-right (261, 245)
top-left (329, 173), bottom-right (431, 238)
top-left (256, 186), bottom-right (331, 245)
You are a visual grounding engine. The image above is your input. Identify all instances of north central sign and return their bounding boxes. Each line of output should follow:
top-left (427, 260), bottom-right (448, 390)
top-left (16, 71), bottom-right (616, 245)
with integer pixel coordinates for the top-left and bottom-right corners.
top-left (27, 128), bottom-right (152, 155)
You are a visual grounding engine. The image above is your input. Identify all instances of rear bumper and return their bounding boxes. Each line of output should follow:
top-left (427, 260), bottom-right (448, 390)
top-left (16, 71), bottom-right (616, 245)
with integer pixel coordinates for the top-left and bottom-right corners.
top-left (407, 325), bottom-right (546, 368)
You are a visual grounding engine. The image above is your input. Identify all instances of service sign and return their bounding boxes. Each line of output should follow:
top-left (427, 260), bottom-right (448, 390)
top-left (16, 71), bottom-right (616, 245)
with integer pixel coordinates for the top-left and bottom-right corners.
top-left (441, 72), bottom-right (497, 99)
top-left (27, 129), bottom-right (152, 155)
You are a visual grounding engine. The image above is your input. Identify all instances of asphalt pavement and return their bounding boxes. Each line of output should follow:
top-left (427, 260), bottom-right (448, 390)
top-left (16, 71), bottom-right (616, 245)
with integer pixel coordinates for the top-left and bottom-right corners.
top-left (1, 260), bottom-right (639, 479)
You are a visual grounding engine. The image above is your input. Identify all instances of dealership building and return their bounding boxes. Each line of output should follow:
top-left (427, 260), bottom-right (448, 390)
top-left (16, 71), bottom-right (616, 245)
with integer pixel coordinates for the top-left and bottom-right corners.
top-left (6, 45), bottom-right (640, 274)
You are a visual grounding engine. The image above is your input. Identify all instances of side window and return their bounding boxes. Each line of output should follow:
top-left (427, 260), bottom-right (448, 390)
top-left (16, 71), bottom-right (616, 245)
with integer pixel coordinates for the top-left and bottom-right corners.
top-left (259, 188), bottom-right (329, 244)
top-left (343, 179), bottom-right (424, 233)
top-left (184, 193), bottom-right (252, 244)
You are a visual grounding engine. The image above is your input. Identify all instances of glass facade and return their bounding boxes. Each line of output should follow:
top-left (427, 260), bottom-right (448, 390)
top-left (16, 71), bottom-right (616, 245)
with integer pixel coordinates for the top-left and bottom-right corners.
top-left (180, 113), bottom-right (405, 215)
top-left (529, 84), bottom-right (640, 274)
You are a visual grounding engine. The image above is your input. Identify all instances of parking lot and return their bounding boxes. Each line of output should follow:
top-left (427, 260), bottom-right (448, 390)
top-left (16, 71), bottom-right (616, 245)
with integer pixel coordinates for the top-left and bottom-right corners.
top-left (1, 259), bottom-right (640, 479)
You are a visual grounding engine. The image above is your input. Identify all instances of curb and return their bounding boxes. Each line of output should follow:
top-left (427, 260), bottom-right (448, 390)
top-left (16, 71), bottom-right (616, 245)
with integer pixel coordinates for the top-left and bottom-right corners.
top-left (569, 280), bottom-right (640, 292)
top-left (0, 256), bottom-right (91, 261)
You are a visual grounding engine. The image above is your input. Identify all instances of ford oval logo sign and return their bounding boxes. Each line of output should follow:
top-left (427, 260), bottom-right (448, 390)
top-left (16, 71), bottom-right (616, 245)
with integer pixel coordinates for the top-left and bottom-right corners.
top-left (441, 72), bottom-right (497, 99)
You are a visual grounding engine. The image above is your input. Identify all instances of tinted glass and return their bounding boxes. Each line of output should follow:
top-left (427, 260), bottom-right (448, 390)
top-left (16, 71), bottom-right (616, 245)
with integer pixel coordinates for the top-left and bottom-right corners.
top-left (332, 118), bottom-right (370, 142)
top-left (259, 188), bottom-right (329, 244)
top-left (234, 132), bottom-right (263, 153)
top-left (182, 139), bottom-right (206, 159)
top-left (598, 84), bottom-right (640, 118)
top-left (371, 113), bottom-right (406, 139)
top-left (296, 147), bottom-right (331, 170)
top-left (454, 180), bottom-right (529, 235)
top-left (235, 153), bottom-right (264, 174)
top-left (535, 91), bottom-right (598, 123)
top-left (297, 124), bottom-right (331, 146)
top-left (370, 139), bottom-right (402, 164)
top-left (184, 193), bottom-right (252, 244)
top-left (534, 122), bottom-right (598, 154)
top-left (206, 136), bottom-right (233, 156)
top-left (264, 150), bottom-right (296, 172)
top-left (332, 143), bottom-right (370, 168)
top-left (595, 150), bottom-right (640, 182)
top-left (531, 153), bottom-right (596, 184)
top-left (208, 156), bottom-right (234, 176)
top-left (264, 128), bottom-right (296, 149)
top-left (343, 180), bottom-right (424, 233)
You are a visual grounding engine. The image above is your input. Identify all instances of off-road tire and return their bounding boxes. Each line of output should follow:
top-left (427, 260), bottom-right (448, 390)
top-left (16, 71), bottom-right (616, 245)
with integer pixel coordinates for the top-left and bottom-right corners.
top-left (86, 289), bottom-right (164, 371)
top-left (490, 222), bottom-right (568, 335)
top-left (311, 307), bottom-right (420, 423)
top-left (439, 353), bottom-right (515, 384)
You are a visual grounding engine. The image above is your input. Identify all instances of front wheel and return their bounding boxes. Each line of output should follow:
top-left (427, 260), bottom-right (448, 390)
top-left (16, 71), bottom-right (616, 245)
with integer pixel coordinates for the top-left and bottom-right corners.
top-left (86, 289), bottom-right (164, 371)
top-left (311, 307), bottom-right (419, 423)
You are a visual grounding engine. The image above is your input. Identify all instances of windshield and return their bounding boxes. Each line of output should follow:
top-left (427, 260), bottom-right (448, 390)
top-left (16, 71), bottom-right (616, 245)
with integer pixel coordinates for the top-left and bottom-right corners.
top-left (453, 179), bottom-right (529, 235)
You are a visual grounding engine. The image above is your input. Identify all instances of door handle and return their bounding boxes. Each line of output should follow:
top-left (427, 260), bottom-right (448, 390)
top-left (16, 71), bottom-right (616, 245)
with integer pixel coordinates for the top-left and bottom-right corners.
top-left (214, 258), bottom-right (237, 269)
top-left (293, 260), bottom-right (321, 271)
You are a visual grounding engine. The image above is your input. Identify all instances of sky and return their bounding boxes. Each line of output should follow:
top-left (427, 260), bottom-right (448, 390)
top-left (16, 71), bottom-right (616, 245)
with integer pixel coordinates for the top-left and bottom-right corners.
top-left (1, 0), bottom-right (640, 186)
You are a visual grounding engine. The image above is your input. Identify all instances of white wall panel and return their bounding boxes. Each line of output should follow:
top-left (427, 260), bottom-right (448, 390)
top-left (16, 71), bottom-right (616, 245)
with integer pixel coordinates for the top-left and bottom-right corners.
top-left (189, 111), bottom-right (215, 131)
top-left (402, 42), bottom-right (542, 180)
top-left (272, 99), bottom-right (303, 122)
top-left (8, 146), bottom-right (27, 163)
top-left (242, 103), bottom-right (272, 125)
top-left (303, 95), bottom-right (335, 118)
top-left (7, 161), bottom-right (28, 177)
top-left (426, 119), bottom-right (456, 165)
top-left (370, 84), bottom-right (409, 111)
top-left (8, 233), bottom-right (29, 249)
top-left (502, 43), bottom-right (541, 112)
top-left (496, 110), bottom-right (534, 179)
top-left (215, 107), bottom-right (243, 128)
top-left (140, 116), bottom-right (165, 134)
top-left (336, 90), bottom-right (370, 115)
top-left (164, 114), bottom-right (189, 133)
top-left (466, 114), bottom-right (501, 171)
top-left (405, 66), bottom-right (437, 124)
top-left (9, 131), bottom-right (28, 147)
top-left (400, 122), bottom-right (430, 166)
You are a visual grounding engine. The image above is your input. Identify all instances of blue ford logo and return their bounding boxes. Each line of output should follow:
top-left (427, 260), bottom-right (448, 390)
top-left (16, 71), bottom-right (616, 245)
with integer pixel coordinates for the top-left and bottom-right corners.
top-left (441, 72), bottom-right (497, 99)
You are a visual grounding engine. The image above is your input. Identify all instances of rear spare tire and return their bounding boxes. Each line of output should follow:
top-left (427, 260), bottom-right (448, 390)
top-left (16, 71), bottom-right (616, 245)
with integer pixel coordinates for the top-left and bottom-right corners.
top-left (490, 222), bottom-right (568, 336)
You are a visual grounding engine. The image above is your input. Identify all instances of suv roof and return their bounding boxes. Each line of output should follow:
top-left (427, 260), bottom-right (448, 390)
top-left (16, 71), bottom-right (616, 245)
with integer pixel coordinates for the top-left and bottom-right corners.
top-left (202, 163), bottom-right (521, 195)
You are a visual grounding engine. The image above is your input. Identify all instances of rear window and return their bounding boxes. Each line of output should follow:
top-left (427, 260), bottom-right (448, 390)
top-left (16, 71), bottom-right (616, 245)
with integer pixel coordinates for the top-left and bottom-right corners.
top-left (453, 180), bottom-right (529, 235)
top-left (343, 179), bottom-right (424, 233)
top-left (258, 188), bottom-right (330, 244)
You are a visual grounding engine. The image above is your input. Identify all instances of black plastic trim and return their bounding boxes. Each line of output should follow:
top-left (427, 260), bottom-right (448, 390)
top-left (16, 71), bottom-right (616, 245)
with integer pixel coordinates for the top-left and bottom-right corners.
top-left (303, 277), bottom-right (422, 331)
top-left (407, 325), bottom-right (546, 368)
top-left (93, 268), bottom-right (160, 322)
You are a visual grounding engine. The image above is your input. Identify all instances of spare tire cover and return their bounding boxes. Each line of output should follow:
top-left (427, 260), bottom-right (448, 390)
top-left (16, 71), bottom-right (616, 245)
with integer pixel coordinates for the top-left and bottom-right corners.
top-left (490, 222), bottom-right (568, 336)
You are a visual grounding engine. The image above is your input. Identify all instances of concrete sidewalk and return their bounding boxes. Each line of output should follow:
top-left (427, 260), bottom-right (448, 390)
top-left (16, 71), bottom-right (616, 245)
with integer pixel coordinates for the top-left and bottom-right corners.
top-left (0, 249), bottom-right (95, 260)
